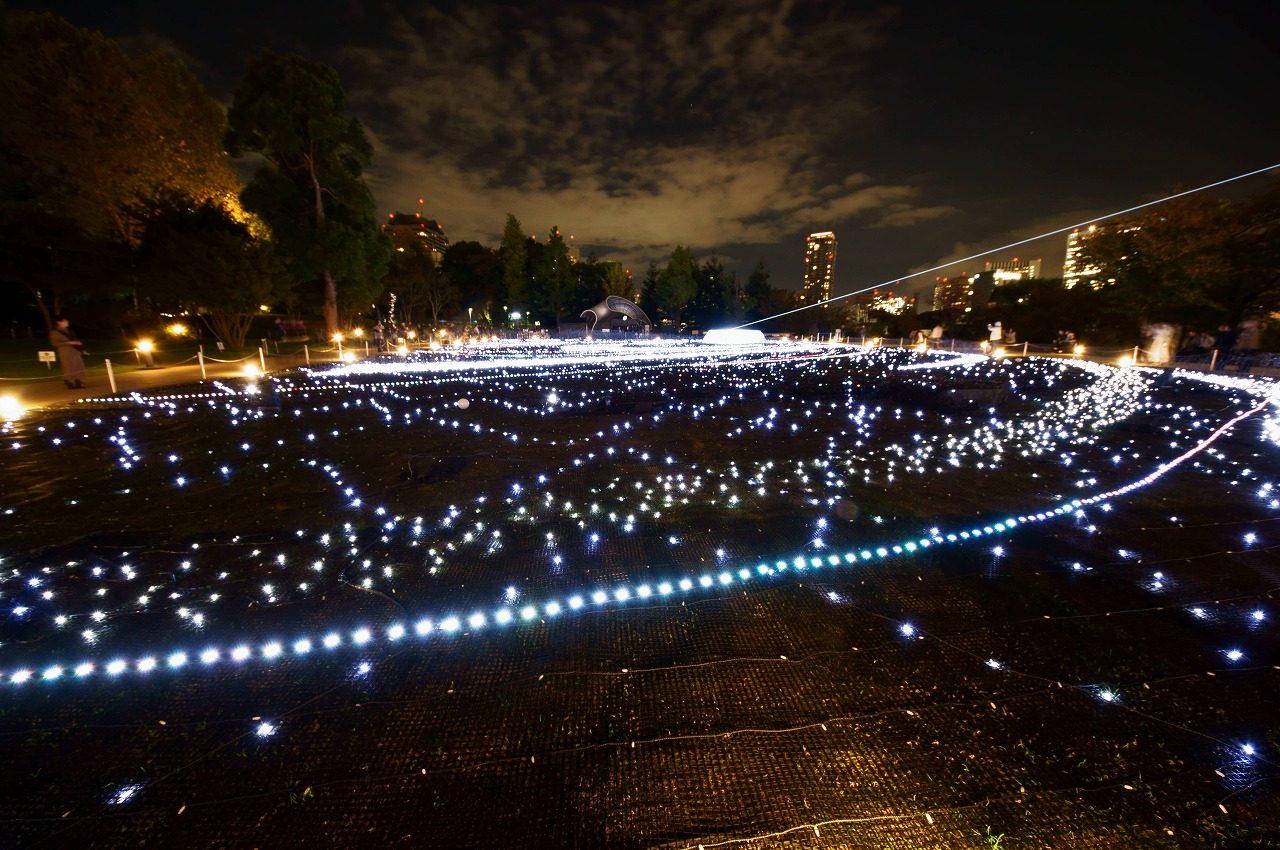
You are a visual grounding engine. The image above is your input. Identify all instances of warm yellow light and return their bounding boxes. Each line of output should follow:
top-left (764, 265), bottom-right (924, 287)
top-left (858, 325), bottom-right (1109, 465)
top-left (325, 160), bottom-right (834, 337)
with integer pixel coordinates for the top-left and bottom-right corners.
top-left (1073, 344), bottom-right (1085, 356)
top-left (259, 305), bottom-right (271, 312)
top-left (167, 323), bottom-right (187, 337)
top-left (341, 351), bottom-right (356, 362)
top-left (353, 328), bottom-right (364, 337)
top-left (429, 341), bottom-right (440, 351)
top-left (979, 340), bottom-right (991, 352)
top-left (396, 344), bottom-right (408, 356)
top-left (242, 363), bottom-right (260, 378)
top-left (137, 340), bottom-right (154, 353)
top-left (407, 331), bottom-right (417, 339)
top-left (993, 346), bottom-right (1006, 359)
top-left (0, 395), bottom-right (26, 420)
top-left (1118, 355), bottom-right (1134, 367)
top-left (437, 328), bottom-right (447, 337)
top-left (332, 333), bottom-right (344, 343)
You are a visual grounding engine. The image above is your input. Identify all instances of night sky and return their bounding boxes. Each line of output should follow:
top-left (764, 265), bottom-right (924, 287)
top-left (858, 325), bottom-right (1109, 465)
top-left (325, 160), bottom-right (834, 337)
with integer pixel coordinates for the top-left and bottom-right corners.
top-left (13, 0), bottom-right (1280, 301)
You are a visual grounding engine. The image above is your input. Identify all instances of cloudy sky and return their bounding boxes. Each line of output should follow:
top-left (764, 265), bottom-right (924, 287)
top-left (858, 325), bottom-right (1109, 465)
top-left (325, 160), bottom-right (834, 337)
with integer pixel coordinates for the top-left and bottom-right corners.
top-left (16, 0), bottom-right (1280, 301)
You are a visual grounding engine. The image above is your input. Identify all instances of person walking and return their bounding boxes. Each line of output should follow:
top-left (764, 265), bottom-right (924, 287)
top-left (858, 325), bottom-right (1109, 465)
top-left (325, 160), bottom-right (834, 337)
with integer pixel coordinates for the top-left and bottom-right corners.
top-left (49, 316), bottom-right (87, 389)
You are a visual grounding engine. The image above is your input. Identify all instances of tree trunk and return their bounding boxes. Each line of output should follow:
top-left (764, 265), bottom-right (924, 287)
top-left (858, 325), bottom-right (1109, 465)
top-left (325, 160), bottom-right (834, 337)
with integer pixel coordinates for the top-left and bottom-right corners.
top-left (307, 148), bottom-right (340, 338)
top-left (322, 270), bottom-right (339, 337)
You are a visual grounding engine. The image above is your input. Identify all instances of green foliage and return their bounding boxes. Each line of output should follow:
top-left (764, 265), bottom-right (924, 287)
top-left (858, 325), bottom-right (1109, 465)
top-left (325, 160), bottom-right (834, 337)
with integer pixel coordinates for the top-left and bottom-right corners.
top-left (441, 241), bottom-right (502, 320)
top-left (1078, 184), bottom-right (1280, 326)
top-left (0, 13), bottom-right (240, 246)
top-left (385, 243), bottom-right (457, 325)
top-left (226, 50), bottom-right (389, 334)
top-left (638, 262), bottom-right (661, 321)
top-left (138, 200), bottom-right (292, 348)
top-left (534, 226), bottom-right (574, 324)
top-left (655, 245), bottom-right (697, 329)
top-left (601, 262), bottom-right (634, 300)
top-left (500, 213), bottom-right (528, 308)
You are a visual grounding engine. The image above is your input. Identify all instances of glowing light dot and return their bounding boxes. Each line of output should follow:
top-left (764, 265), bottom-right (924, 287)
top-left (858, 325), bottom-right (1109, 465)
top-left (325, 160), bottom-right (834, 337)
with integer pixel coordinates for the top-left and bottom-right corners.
top-left (900, 624), bottom-right (915, 636)
top-left (257, 722), bottom-right (276, 738)
top-left (231, 646), bottom-right (251, 662)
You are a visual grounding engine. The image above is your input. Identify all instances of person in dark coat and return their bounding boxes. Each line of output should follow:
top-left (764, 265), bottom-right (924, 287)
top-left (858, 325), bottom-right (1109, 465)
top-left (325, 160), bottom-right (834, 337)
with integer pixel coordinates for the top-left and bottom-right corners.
top-left (1213, 323), bottom-right (1237, 370)
top-left (49, 316), bottom-right (86, 389)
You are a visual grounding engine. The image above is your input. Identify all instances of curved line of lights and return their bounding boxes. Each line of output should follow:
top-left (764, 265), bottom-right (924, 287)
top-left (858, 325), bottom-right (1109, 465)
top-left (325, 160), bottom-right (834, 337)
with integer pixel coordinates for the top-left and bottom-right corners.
top-left (4, 391), bottom-right (1266, 689)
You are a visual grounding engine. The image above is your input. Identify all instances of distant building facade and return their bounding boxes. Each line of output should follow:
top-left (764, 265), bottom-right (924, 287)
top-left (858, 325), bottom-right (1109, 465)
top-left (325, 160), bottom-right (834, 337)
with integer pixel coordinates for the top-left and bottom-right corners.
top-left (383, 213), bottom-right (450, 264)
top-left (803, 231), bottom-right (837, 306)
top-left (1064, 224), bottom-right (1144, 289)
top-left (983, 257), bottom-right (1042, 282)
top-left (932, 272), bottom-right (995, 313)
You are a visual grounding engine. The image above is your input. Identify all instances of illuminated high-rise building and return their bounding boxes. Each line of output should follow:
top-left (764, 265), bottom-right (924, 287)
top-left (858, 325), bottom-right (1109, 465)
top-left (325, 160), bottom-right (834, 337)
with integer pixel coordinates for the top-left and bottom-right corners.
top-left (1064, 223), bottom-right (1139, 289)
top-left (803, 231), bottom-right (837, 306)
top-left (983, 257), bottom-right (1041, 282)
top-left (382, 212), bottom-right (449, 264)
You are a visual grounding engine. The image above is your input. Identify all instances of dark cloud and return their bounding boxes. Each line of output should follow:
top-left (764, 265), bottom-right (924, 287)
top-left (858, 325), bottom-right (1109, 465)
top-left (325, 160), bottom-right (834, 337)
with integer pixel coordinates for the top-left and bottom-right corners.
top-left (14, 0), bottom-right (1280, 296)
top-left (343, 1), bottom-right (949, 268)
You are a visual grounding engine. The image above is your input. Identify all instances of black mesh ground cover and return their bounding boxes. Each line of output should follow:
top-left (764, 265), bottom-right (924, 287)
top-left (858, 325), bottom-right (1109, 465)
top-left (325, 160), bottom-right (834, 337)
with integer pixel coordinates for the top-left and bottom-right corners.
top-left (0, 344), bottom-right (1277, 848)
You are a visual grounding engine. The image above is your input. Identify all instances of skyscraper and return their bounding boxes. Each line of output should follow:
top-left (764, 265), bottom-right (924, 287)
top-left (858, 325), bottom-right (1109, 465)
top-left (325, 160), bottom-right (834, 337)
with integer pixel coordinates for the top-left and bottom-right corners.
top-left (803, 231), bottom-right (837, 306)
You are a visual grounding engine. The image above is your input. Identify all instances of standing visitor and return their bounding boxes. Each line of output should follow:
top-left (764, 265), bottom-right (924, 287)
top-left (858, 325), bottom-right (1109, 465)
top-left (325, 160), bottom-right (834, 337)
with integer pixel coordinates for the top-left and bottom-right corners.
top-left (1213, 323), bottom-right (1237, 370)
top-left (987, 321), bottom-right (1003, 343)
top-left (49, 316), bottom-right (87, 389)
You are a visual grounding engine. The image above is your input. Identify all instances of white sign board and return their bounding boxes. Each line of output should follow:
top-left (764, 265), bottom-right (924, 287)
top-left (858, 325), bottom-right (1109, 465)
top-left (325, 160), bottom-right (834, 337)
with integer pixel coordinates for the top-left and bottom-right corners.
top-left (38, 351), bottom-right (57, 362)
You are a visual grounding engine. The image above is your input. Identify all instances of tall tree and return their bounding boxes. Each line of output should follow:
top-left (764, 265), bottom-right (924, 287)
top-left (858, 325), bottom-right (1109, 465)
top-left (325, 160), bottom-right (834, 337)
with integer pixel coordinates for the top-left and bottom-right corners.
top-left (225, 50), bottom-right (390, 336)
top-left (535, 226), bottom-right (574, 326)
top-left (500, 213), bottom-right (528, 309)
top-left (138, 200), bottom-right (292, 348)
top-left (744, 261), bottom-right (773, 321)
top-left (655, 245), bottom-right (697, 330)
top-left (639, 261), bottom-right (661, 320)
top-left (0, 12), bottom-right (244, 326)
top-left (385, 242), bottom-right (457, 325)
top-left (602, 262), bottom-right (634, 299)
top-left (441, 241), bottom-right (502, 321)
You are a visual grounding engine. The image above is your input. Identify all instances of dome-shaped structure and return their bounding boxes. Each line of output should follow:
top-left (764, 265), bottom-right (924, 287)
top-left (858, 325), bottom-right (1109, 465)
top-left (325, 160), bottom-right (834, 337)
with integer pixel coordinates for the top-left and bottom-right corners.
top-left (581, 296), bottom-right (652, 332)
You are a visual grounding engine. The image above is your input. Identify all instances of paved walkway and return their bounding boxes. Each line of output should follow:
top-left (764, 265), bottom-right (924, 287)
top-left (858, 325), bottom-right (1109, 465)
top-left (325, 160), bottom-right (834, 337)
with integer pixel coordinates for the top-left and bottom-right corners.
top-left (1, 350), bottom-right (336, 411)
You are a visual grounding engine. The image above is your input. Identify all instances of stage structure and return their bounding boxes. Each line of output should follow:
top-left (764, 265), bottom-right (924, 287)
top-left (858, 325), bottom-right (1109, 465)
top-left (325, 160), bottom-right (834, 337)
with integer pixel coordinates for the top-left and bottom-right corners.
top-left (581, 296), bottom-right (653, 333)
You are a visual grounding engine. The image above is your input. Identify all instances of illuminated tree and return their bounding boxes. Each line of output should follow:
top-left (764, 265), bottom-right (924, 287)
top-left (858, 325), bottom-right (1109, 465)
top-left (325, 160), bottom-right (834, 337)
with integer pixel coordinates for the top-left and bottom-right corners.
top-left (226, 50), bottom-right (390, 336)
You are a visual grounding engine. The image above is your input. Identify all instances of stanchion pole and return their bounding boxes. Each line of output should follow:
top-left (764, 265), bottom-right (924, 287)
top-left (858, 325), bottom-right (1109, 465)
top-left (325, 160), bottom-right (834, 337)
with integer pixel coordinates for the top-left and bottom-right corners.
top-left (304, 345), bottom-right (310, 365)
top-left (1133, 345), bottom-right (1139, 363)
top-left (1022, 341), bottom-right (1028, 357)
top-left (198, 347), bottom-right (206, 380)
top-left (1209, 350), bottom-right (1218, 371)
top-left (259, 347), bottom-right (267, 372)
top-left (105, 359), bottom-right (117, 394)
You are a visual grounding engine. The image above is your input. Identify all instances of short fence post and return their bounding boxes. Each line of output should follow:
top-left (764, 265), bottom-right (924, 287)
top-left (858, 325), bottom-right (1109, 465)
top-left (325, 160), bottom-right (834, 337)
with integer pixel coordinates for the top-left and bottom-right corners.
top-left (1209, 350), bottom-right (1218, 371)
top-left (198, 347), bottom-right (206, 380)
top-left (1133, 345), bottom-right (1139, 363)
top-left (105, 359), bottom-right (117, 394)
top-left (259, 347), bottom-right (267, 372)
top-left (1022, 341), bottom-right (1028, 357)
top-left (304, 345), bottom-right (310, 366)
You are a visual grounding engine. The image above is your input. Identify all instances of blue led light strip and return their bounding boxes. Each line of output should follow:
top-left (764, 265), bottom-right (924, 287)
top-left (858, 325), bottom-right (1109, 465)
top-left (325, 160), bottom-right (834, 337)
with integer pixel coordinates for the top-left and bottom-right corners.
top-left (3, 395), bottom-right (1268, 689)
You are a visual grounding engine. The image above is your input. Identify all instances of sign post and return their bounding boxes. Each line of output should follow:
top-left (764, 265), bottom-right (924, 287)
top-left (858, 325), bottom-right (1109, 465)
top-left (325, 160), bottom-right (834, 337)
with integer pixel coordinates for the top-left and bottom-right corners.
top-left (37, 351), bottom-right (56, 369)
